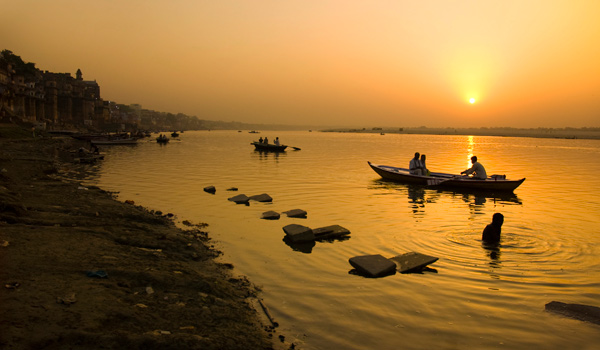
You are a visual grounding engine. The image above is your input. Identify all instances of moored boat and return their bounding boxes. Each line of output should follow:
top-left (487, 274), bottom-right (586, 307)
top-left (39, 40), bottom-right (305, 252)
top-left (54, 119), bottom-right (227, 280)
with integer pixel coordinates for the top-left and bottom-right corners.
top-left (252, 141), bottom-right (287, 152)
top-left (368, 162), bottom-right (525, 192)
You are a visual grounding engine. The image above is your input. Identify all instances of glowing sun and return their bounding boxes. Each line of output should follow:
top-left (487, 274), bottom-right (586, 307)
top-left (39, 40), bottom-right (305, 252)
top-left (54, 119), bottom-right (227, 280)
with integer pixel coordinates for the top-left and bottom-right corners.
top-left (469, 98), bottom-right (476, 104)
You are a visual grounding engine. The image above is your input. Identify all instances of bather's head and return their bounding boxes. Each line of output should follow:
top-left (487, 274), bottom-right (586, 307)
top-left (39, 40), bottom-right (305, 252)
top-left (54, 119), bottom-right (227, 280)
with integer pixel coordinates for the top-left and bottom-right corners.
top-left (492, 213), bottom-right (504, 226)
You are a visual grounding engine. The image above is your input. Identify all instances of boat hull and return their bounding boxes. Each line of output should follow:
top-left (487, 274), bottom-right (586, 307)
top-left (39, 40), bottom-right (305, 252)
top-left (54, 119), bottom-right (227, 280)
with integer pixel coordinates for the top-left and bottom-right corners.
top-left (252, 142), bottom-right (287, 152)
top-left (368, 162), bottom-right (525, 192)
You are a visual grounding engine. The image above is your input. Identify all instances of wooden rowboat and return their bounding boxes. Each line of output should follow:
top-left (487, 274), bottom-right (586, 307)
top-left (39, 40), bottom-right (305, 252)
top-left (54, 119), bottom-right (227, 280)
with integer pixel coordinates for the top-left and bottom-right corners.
top-left (368, 161), bottom-right (525, 192)
top-left (252, 142), bottom-right (287, 152)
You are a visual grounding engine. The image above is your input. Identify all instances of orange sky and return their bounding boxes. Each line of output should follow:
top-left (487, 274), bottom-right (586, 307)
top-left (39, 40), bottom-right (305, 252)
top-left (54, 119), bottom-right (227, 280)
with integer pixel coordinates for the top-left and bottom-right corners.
top-left (3, 0), bottom-right (599, 128)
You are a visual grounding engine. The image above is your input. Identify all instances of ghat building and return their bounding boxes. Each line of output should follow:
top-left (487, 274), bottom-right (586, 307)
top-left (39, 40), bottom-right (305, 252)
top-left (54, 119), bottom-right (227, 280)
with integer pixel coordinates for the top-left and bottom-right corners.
top-left (0, 52), bottom-right (135, 130)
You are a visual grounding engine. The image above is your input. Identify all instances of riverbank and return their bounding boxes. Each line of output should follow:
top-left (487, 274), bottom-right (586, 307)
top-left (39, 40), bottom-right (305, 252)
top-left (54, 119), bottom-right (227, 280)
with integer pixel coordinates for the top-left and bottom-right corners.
top-left (322, 127), bottom-right (600, 140)
top-left (0, 124), bottom-right (278, 349)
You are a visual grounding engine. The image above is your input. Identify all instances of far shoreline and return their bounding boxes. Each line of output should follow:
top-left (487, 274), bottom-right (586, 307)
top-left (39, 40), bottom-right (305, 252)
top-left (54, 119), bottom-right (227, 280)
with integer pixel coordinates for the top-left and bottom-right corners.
top-left (320, 127), bottom-right (600, 140)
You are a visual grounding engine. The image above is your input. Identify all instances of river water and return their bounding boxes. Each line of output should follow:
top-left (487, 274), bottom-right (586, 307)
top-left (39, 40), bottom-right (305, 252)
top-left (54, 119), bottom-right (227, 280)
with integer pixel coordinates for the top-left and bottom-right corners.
top-left (81, 131), bottom-right (600, 350)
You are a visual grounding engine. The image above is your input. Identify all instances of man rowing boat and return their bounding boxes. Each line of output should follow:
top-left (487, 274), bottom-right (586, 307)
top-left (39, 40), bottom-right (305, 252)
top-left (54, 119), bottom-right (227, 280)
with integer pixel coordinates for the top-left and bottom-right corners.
top-left (461, 156), bottom-right (487, 179)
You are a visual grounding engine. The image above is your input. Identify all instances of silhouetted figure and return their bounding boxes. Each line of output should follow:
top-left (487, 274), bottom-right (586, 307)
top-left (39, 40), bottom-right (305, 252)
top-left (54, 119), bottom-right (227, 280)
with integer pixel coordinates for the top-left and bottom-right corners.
top-left (258, 137), bottom-right (263, 143)
top-left (482, 213), bottom-right (504, 243)
top-left (420, 154), bottom-right (429, 175)
top-left (274, 137), bottom-right (280, 145)
top-left (263, 137), bottom-right (269, 144)
top-left (409, 152), bottom-right (422, 175)
top-left (461, 156), bottom-right (487, 179)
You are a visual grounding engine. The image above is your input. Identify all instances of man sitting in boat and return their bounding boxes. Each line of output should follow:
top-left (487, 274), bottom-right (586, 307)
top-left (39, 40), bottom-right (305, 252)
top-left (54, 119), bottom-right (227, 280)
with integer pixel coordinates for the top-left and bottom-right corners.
top-left (274, 137), bottom-right (280, 145)
top-left (420, 154), bottom-right (430, 176)
top-left (461, 156), bottom-right (487, 179)
top-left (409, 152), bottom-right (423, 175)
top-left (263, 137), bottom-right (269, 144)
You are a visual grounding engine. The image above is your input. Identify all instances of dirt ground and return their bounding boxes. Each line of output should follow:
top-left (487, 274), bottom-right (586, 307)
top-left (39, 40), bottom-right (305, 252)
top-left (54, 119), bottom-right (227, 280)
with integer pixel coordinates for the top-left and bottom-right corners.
top-left (0, 124), bottom-right (283, 349)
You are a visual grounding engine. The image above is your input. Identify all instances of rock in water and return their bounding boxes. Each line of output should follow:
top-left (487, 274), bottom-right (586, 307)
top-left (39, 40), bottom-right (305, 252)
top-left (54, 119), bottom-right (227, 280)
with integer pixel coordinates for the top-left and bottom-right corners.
top-left (282, 224), bottom-right (314, 243)
top-left (545, 301), bottom-right (600, 325)
top-left (349, 254), bottom-right (396, 278)
top-left (389, 252), bottom-right (438, 273)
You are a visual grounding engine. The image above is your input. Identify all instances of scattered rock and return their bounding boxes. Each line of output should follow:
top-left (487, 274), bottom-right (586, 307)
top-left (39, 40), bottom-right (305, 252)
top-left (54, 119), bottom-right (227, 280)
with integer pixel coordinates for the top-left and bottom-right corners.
top-left (313, 225), bottom-right (350, 241)
top-left (283, 209), bottom-right (307, 218)
top-left (389, 252), bottom-right (439, 273)
top-left (282, 224), bottom-right (315, 243)
top-left (56, 293), bottom-right (77, 305)
top-left (85, 270), bottom-right (108, 278)
top-left (249, 193), bottom-right (273, 202)
top-left (545, 301), bottom-right (600, 325)
top-left (203, 186), bottom-right (216, 194)
top-left (349, 254), bottom-right (397, 278)
top-left (228, 194), bottom-right (250, 204)
top-left (261, 211), bottom-right (280, 220)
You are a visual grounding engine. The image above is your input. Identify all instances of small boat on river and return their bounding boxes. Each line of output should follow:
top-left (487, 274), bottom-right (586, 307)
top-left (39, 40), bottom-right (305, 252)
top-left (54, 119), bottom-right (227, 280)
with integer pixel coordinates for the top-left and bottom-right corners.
top-left (368, 162), bottom-right (525, 192)
top-left (156, 135), bottom-right (170, 143)
top-left (251, 141), bottom-right (287, 152)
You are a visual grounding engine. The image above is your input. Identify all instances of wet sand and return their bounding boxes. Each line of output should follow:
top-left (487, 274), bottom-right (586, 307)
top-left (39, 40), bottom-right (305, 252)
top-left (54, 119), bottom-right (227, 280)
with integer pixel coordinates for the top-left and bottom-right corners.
top-left (0, 124), bottom-right (280, 349)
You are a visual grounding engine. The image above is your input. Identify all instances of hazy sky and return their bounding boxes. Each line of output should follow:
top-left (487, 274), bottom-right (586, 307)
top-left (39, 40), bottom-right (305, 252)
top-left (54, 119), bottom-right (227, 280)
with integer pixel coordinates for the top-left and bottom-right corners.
top-left (3, 0), bottom-right (599, 128)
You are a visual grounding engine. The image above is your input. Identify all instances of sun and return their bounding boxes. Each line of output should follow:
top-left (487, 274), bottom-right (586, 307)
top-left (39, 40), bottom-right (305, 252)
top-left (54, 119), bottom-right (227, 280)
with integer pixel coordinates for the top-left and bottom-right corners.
top-left (469, 98), bottom-right (476, 104)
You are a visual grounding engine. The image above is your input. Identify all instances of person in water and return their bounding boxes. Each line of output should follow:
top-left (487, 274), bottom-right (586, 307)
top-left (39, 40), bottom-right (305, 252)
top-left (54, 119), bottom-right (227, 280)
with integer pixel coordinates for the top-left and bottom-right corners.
top-left (461, 156), bottom-right (487, 179)
top-left (409, 152), bottom-right (423, 175)
top-left (482, 213), bottom-right (504, 243)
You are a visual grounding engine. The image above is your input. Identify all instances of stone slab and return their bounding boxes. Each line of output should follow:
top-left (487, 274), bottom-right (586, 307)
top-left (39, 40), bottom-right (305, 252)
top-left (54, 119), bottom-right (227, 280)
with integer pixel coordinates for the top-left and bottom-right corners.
top-left (349, 254), bottom-right (396, 278)
top-left (283, 209), bottom-right (307, 218)
top-left (389, 252), bottom-right (439, 273)
top-left (203, 185), bottom-right (216, 194)
top-left (313, 225), bottom-right (350, 241)
top-left (228, 194), bottom-right (250, 204)
top-left (545, 301), bottom-right (600, 325)
top-left (261, 211), bottom-right (280, 220)
top-left (282, 224), bottom-right (315, 243)
top-left (249, 193), bottom-right (273, 202)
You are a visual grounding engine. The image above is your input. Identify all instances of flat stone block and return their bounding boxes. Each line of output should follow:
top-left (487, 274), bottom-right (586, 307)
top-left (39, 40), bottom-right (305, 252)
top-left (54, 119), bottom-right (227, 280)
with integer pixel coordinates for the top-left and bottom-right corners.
top-left (282, 224), bottom-right (315, 243)
top-left (283, 209), bottom-right (307, 218)
top-left (203, 186), bottom-right (216, 194)
top-left (389, 252), bottom-right (438, 273)
top-left (228, 194), bottom-right (250, 204)
top-left (545, 301), bottom-right (600, 325)
top-left (349, 254), bottom-right (396, 278)
top-left (313, 225), bottom-right (350, 241)
top-left (261, 211), bottom-right (280, 220)
top-left (249, 193), bottom-right (273, 202)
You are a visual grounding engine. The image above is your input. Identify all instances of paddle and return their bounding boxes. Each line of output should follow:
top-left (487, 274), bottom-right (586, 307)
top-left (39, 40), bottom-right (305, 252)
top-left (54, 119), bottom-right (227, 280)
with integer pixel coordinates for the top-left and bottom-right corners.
top-left (427, 175), bottom-right (461, 186)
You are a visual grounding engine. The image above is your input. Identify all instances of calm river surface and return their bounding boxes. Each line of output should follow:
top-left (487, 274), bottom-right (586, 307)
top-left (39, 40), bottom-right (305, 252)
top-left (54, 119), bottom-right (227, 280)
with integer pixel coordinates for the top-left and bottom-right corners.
top-left (82, 131), bottom-right (600, 350)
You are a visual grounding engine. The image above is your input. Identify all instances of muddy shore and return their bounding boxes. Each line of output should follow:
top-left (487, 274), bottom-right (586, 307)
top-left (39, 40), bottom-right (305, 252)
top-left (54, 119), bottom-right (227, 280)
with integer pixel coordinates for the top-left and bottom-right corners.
top-left (0, 124), bottom-right (280, 349)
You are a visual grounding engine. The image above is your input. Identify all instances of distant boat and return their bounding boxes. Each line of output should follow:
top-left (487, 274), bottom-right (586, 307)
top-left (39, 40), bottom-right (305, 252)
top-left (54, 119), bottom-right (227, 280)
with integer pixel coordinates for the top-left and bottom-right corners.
top-left (367, 162), bottom-right (525, 192)
top-left (251, 141), bottom-right (287, 152)
top-left (171, 131), bottom-right (179, 137)
top-left (156, 135), bottom-right (170, 143)
top-left (248, 130), bottom-right (260, 134)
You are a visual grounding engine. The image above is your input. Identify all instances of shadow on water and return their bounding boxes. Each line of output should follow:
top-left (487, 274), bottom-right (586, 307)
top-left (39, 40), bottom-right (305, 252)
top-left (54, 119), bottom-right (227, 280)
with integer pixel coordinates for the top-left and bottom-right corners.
top-left (283, 235), bottom-right (351, 254)
top-left (369, 179), bottom-right (523, 207)
top-left (482, 241), bottom-right (503, 280)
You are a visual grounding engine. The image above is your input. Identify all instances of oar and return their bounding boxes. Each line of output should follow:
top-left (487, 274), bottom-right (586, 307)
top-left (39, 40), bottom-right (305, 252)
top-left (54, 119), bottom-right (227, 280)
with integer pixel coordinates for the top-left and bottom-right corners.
top-left (427, 175), bottom-right (461, 186)
top-left (290, 146), bottom-right (301, 150)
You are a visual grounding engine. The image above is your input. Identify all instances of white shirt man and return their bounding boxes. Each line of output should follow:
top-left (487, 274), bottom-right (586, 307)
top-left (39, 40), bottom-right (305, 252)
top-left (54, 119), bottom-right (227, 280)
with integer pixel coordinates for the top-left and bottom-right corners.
top-left (461, 156), bottom-right (487, 179)
top-left (409, 152), bottom-right (423, 175)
